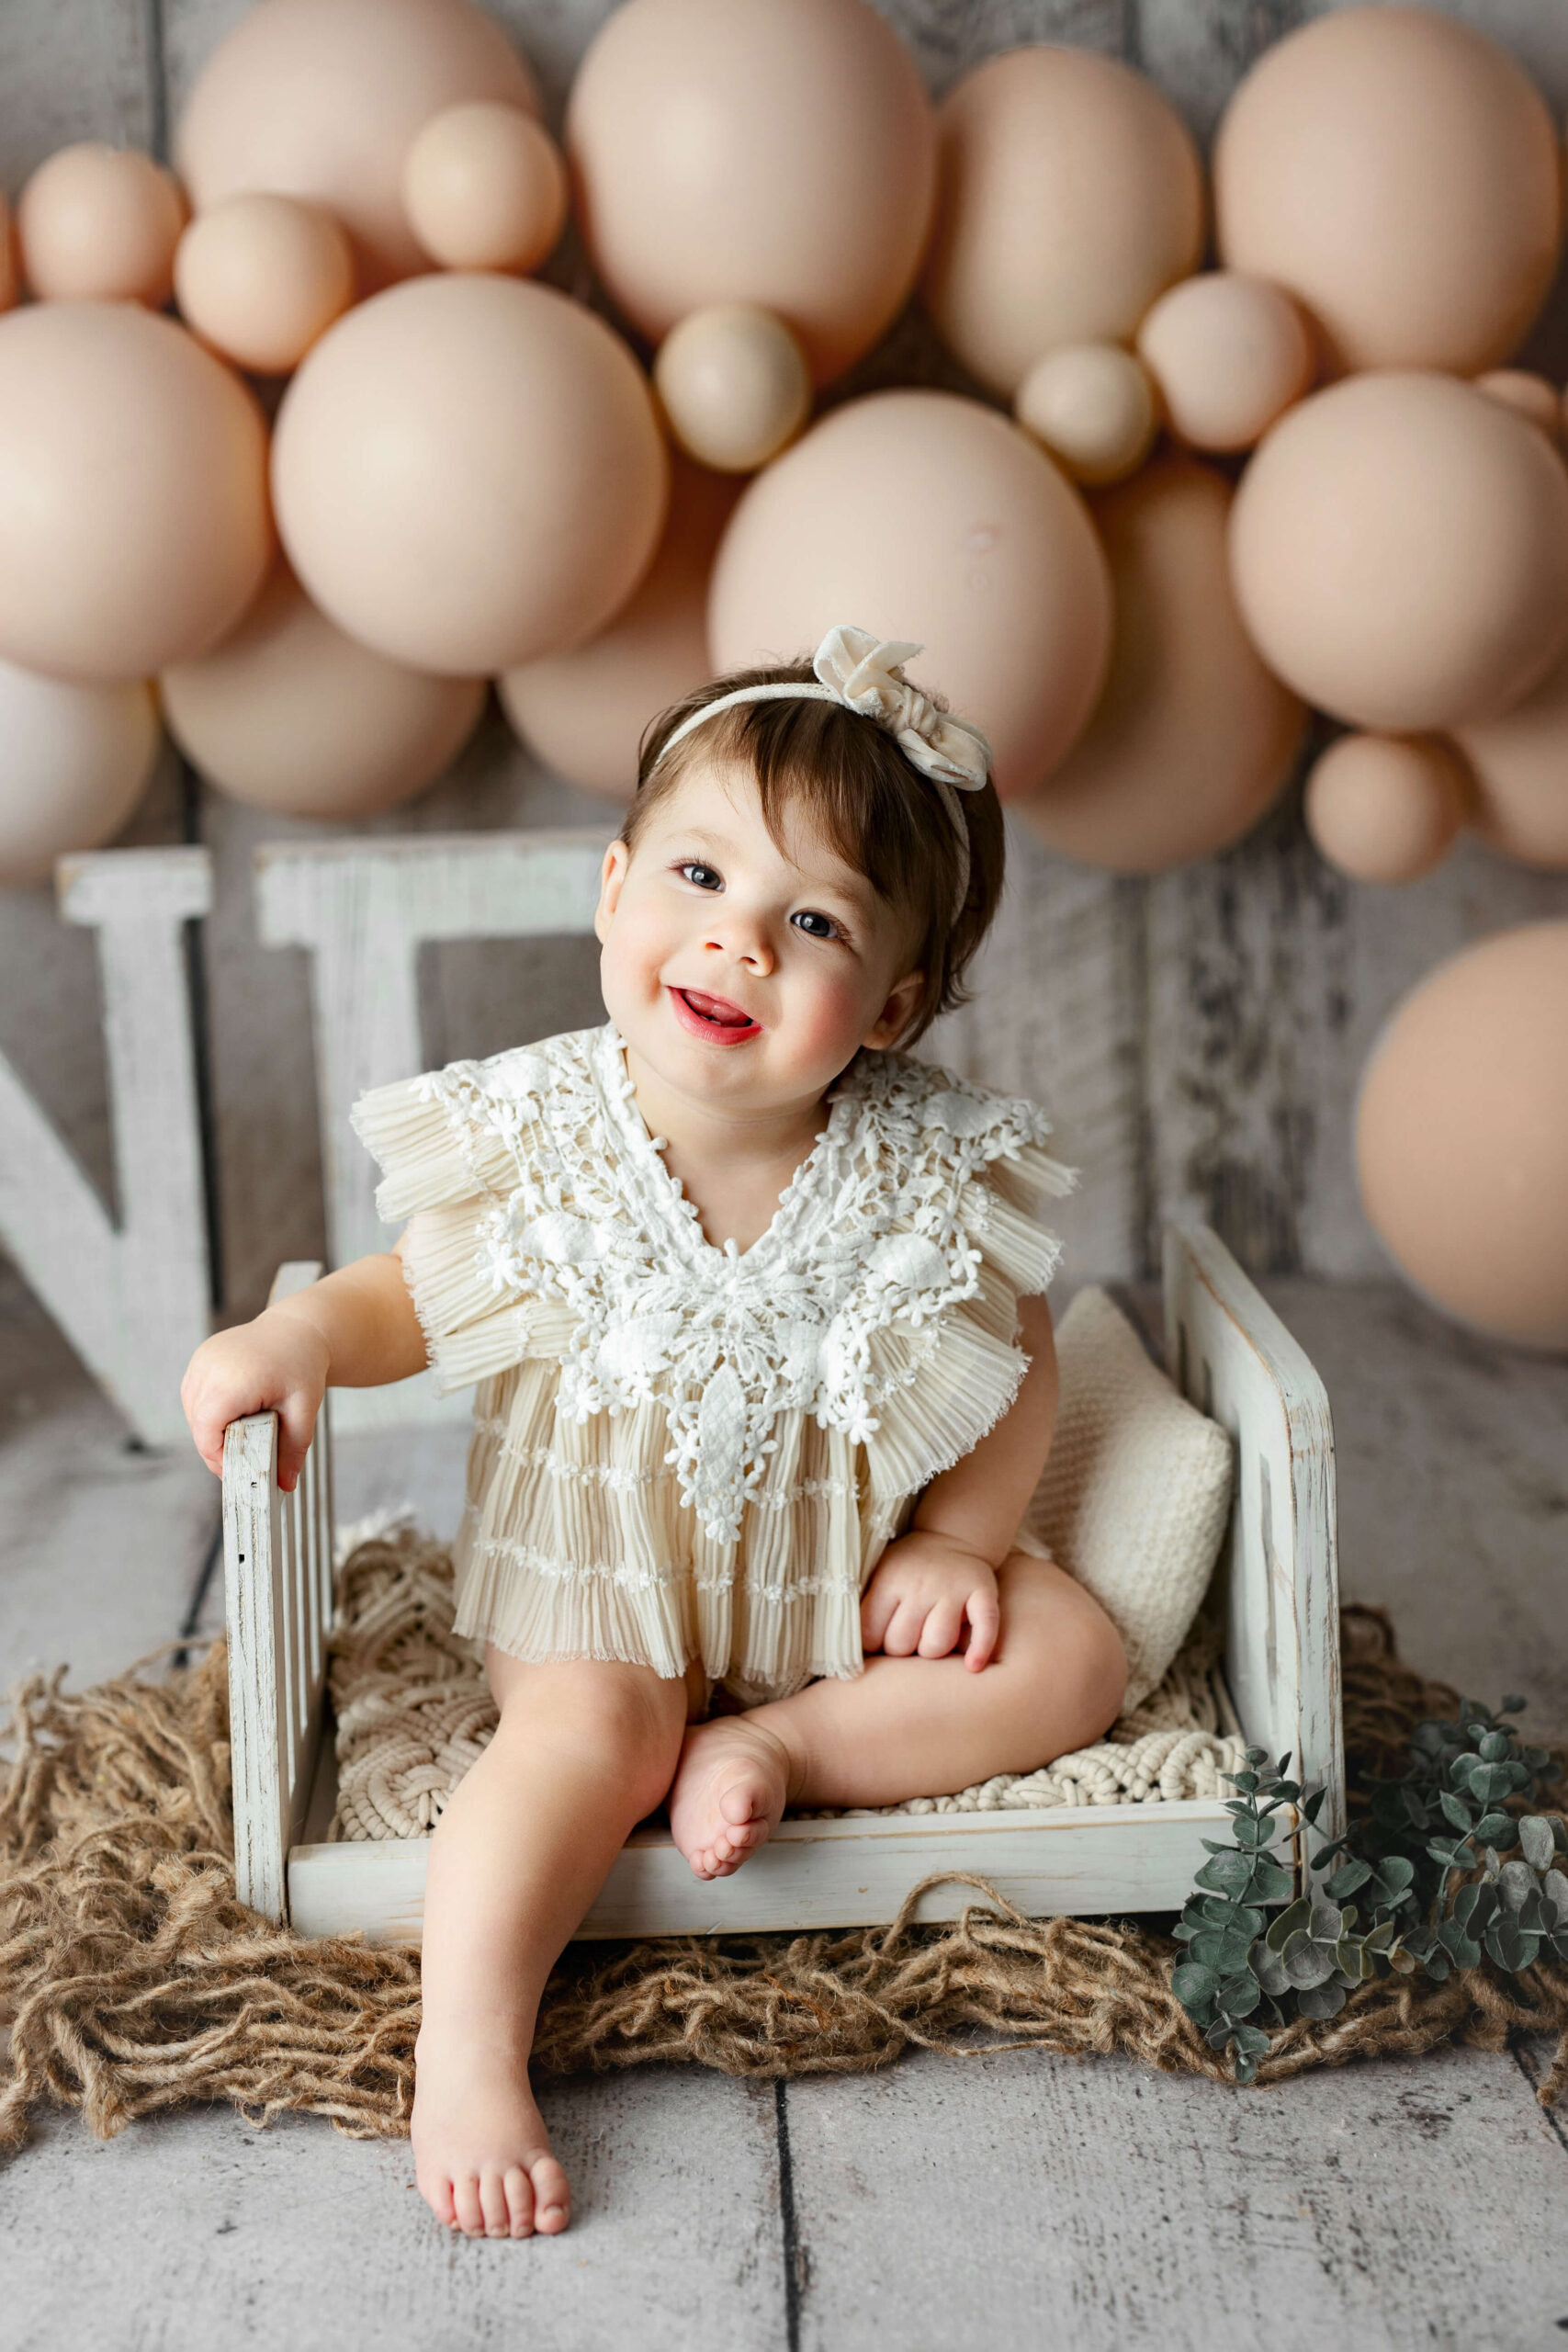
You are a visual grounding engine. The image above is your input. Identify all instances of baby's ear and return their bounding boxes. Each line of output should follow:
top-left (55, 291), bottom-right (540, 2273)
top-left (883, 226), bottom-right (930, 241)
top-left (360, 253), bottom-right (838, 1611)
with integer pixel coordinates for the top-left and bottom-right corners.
top-left (863, 969), bottom-right (924, 1049)
top-left (594, 839), bottom-right (630, 940)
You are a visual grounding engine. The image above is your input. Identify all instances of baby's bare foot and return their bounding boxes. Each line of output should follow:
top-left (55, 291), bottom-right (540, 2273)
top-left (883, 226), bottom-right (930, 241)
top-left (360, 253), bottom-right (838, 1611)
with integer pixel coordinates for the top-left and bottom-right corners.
top-left (411, 2030), bottom-right (570, 2240)
top-left (667, 1716), bottom-right (791, 1880)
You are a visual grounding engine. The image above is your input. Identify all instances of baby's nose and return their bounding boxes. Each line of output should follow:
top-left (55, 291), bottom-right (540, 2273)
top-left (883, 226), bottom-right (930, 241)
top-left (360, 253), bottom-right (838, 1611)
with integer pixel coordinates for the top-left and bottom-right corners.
top-left (704, 917), bottom-right (773, 973)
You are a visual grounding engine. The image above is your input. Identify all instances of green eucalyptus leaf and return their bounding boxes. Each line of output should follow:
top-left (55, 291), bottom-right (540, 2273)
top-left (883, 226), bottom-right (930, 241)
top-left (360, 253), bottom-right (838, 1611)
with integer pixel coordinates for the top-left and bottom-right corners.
top-left (1266, 1896), bottom-right (1312, 1955)
top-left (1387, 1948), bottom-right (1417, 1975)
top-left (1541, 1869), bottom-right (1568, 1928)
top-left (1249, 1856), bottom-right (1295, 1903)
top-left (1172, 1961), bottom-right (1220, 2011)
top-left (1518, 1816), bottom-right (1555, 1871)
top-left (1498, 1860), bottom-right (1537, 1913)
top-left (1188, 1930), bottom-right (1228, 1970)
top-left (1435, 1918), bottom-right (1482, 1969)
top-left (1325, 1859), bottom-right (1372, 1901)
top-left (1283, 1938), bottom-right (1336, 1991)
top-left (1438, 1791), bottom-right (1474, 1832)
top-left (1483, 1917), bottom-right (1538, 1973)
top-left (1301, 1789), bottom-right (1328, 1826)
top-left (1501, 1694), bottom-right (1527, 1717)
top-left (1308, 1899), bottom-right (1344, 1943)
top-left (1253, 1943), bottom-right (1292, 1998)
top-left (1195, 1851), bottom-right (1252, 1896)
top-left (1219, 1973), bottom-right (1261, 2019)
top-left (1424, 1950), bottom-right (1452, 1982)
top-left (1478, 1731), bottom-right (1511, 1764)
top-left (1472, 1812), bottom-right (1514, 1847)
top-left (1205, 2018), bottom-right (1235, 2050)
top-left (1233, 2023), bottom-right (1272, 2059)
top-left (1295, 1982), bottom-right (1348, 2020)
top-left (1377, 1854), bottom-right (1416, 1893)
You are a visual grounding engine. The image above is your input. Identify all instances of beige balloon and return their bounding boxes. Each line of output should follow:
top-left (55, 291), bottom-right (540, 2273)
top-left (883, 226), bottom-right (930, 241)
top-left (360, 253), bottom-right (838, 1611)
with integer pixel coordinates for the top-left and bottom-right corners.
top-left (920, 47), bottom-right (1204, 401)
top-left (175, 195), bottom-right (355, 375)
top-left (1213, 7), bottom-right (1562, 378)
top-left (1017, 457), bottom-right (1304, 871)
top-left (161, 564), bottom-right (485, 818)
top-left (402, 101), bottom-right (566, 274)
top-left (1136, 274), bottom-right (1314, 452)
top-left (654, 306), bottom-right (811, 473)
top-left (0, 654), bottom-right (160, 887)
top-left (1229, 371), bottom-right (1568, 733)
top-left (17, 143), bottom-right (187, 307)
top-left (1357, 922), bottom-right (1568, 1351)
top-left (273, 273), bottom-right (668, 675)
top-left (1454, 644), bottom-right (1568, 869)
top-left (1012, 344), bottom-right (1156, 487)
top-left (500, 460), bottom-right (740, 799)
top-left (709, 390), bottom-right (1112, 800)
top-left (0, 301), bottom-right (272, 684)
top-left (1474, 368), bottom-right (1561, 443)
top-left (175, 0), bottom-right (540, 293)
top-left (568, 0), bottom-right (935, 386)
top-left (1303, 732), bottom-right (1466, 885)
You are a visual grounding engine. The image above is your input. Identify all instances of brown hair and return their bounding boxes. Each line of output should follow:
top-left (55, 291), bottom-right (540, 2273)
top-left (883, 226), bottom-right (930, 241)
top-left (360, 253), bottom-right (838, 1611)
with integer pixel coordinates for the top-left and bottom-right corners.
top-left (622, 661), bottom-right (1006, 1050)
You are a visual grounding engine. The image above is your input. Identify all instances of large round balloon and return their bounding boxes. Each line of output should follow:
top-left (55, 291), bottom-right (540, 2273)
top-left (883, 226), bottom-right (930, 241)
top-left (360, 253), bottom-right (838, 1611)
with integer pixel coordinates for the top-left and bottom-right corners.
top-left (1229, 371), bottom-right (1568, 733)
top-left (0, 302), bottom-right (272, 684)
top-left (920, 47), bottom-right (1204, 401)
top-left (1018, 457), bottom-right (1304, 871)
top-left (0, 655), bottom-right (160, 886)
top-left (161, 565), bottom-right (486, 818)
top-left (500, 459), bottom-right (739, 799)
top-left (708, 390), bottom-right (1112, 799)
top-left (17, 143), bottom-right (187, 307)
top-left (1213, 6), bottom-right (1562, 378)
top-left (1454, 647), bottom-right (1568, 869)
top-left (567, 0), bottom-right (935, 386)
top-left (175, 0), bottom-right (540, 292)
top-left (273, 273), bottom-right (668, 675)
top-left (1357, 923), bottom-right (1568, 1351)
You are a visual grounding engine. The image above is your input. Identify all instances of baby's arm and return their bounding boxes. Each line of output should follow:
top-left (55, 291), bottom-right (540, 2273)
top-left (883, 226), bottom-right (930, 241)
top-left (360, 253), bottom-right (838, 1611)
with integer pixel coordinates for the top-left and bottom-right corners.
top-left (181, 1238), bottom-right (428, 1492)
top-left (861, 1291), bottom-right (1059, 1672)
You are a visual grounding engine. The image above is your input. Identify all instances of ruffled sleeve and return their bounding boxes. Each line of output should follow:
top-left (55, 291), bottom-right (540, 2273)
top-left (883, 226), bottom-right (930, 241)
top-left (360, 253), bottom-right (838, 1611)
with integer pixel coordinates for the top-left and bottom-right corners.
top-left (350, 1048), bottom-right (580, 1395)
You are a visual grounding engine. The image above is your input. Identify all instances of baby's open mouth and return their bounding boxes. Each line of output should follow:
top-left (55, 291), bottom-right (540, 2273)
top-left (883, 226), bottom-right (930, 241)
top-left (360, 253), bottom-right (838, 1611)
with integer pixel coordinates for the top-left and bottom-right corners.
top-left (671, 987), bottom-right (760, 1035)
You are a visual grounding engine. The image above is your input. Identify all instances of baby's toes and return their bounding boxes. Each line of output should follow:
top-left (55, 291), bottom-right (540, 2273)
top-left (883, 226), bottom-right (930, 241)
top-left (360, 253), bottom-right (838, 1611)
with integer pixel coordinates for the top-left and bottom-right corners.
top-left (417, 2163), bottom-right (457, 2230)
top-left (451, 2170), bottom-right (485, 2236)
top-left (532, 2155), bottom-right (570, 2235)
top-left (479, 2166), bottom-right (513, 2238)
top-left (502, 2164), bottom-right (535, 2239)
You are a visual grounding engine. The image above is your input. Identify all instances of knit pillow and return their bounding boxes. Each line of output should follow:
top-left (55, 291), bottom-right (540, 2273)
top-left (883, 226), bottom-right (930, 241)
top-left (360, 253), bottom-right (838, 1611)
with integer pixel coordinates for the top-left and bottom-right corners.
top-left (1024, 1284), bottom-right (1234, 1713)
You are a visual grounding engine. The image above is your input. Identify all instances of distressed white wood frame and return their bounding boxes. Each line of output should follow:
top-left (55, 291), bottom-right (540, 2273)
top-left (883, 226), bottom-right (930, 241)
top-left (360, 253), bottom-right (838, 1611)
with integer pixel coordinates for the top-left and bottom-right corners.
top-left (0, 849), bottom-right (212, 1446)
top-left (253, 831), bottom-right (614, 1431)
top-left (223, 1222), bottom-right (1338, 1942)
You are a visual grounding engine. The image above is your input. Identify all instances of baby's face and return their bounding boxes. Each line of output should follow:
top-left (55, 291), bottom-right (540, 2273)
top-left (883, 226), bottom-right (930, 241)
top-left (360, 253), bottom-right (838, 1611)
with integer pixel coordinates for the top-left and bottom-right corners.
top-left (594, 757), bottom-right (924, 1112)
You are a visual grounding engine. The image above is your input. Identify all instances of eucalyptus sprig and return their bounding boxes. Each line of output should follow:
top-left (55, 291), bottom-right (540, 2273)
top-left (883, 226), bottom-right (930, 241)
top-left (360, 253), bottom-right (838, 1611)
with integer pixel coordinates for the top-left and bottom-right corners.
top-left (1173, 1695), bottom-right (1567, 2083)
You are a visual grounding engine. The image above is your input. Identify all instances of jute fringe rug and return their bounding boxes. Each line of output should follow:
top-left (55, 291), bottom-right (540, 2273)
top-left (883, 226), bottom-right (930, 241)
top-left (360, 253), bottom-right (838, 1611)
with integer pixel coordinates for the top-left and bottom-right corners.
top-left (0, 1604), bottom-right (1563, 2154)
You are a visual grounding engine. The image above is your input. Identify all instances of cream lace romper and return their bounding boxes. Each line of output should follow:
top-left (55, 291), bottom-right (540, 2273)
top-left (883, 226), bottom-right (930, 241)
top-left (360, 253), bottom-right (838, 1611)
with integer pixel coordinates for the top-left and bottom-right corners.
top-left (352, 1020), bottom-right (1074, 1705)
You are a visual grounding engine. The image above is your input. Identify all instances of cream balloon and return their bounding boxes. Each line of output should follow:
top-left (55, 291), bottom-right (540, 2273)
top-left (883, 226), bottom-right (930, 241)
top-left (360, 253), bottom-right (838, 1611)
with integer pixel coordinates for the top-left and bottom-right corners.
top-left (1229, 371), bottom-right (1568, 733)
top-left (1303, 732), bottom-right (1466, 884)
top-left (161, 565), bottom-right (485, 818)
top-left (1213, 7), bottom-right (1561, 378)
top-left (1474, 369), bottom-right (1561, 443)
top-left (0, 655), bottom-right (160, 886)
top-left (0, 301), bottom-right (272, 684)
top-left (175, 195), bottom-right (355, 376)
top-left (17, 143), bottom-right (187, 307)
top-left (1012, 345), bottom-right (1156, 487)
top-left (402, 101), bottom-right (566, 274)
top-left (1454, 644), bottom-right (1568, 869)
top-left (568, 0), bottom-right (935, 386)
top-left (1135, 274), bottom-right (1314, 452)
top-left (709, 390), bottom-right (1112, 800)
top-left (500, 461), bottom-right (740, 799)
top-left (175, 0), bottom-right (540, 292)
top-left (920, 47), bottom-right (1204, 401)
top-left (1017, 457), bottom-right (1304, 871)
top-left (273, 273), bottom-right (668, 675)
top-left (1357, 922), bottom-right (1568, 1351)
top-left (654, 306), bottom-right (811, 473)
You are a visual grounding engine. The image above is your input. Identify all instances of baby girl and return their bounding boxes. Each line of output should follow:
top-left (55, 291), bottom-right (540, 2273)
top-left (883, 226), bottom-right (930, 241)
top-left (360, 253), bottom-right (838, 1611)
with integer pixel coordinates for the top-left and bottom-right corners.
top-left (181, 626), bottom-right (1127, 2242)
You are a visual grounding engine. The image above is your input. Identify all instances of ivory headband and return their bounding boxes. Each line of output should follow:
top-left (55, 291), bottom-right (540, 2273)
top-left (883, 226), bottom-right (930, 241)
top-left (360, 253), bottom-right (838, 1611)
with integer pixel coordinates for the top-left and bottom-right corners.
top-left (655, 624), bottom-right (993, 923)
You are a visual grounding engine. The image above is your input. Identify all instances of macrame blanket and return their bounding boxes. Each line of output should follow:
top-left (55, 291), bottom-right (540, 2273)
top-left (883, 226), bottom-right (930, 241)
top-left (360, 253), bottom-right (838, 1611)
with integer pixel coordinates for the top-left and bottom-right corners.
top-left (325, 1523), bottom-right (1247, 1843)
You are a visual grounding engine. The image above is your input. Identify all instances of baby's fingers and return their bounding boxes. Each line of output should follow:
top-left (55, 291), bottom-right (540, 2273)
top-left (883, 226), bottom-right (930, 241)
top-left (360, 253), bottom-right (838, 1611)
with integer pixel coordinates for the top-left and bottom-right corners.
top-left (860, 1577), bottom-right (901, 1655)
top-left (916, 1598), bottom-right (965, 1659)
top-left (274, 1390), bottom-right (321, 1495)
top-left (964, 1586), bottom-right (1001, 1672)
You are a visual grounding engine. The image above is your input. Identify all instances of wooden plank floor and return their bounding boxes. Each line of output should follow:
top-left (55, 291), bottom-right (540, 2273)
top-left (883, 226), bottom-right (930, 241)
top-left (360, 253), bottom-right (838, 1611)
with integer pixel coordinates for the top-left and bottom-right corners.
top-left (1, 1274), bottom-right (1564, 2347)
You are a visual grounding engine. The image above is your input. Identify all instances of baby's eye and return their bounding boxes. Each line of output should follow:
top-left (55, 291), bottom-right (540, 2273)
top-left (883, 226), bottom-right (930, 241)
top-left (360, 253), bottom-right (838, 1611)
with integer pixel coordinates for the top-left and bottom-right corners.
top-left (791, 909), bottom-right (841, 942)
top-left (676, 860), bottom-right (722, 890)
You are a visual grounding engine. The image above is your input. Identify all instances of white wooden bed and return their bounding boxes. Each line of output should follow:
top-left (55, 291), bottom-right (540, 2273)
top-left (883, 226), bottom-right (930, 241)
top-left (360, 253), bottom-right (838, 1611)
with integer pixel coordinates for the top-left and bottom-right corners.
top-left (221, 1220), bottom-right (1341, 1945)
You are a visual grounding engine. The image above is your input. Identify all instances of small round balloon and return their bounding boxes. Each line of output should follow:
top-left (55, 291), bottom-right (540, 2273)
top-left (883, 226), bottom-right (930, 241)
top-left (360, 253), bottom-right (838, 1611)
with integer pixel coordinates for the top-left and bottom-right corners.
top-left (402, 101), bottom-right (566, 274)
top-left (1135, 274), bottom-right (1314, 452)
top-left (17, 143), bottom-right (187, 306)
top-left (1454, 647), bottom-right (1568, 869)
top-left (1018, 456), bottom-right (1304, 870)
top-left (273, 273), bottom-right (668, 674)
top-left (175, 195), bottom-right (355, 376)
top-left (709, 389), bottom-right (1112, 799)
top-left (1213, 7), bottom-right (1562, 377)
top-left (921, 47), bottom-right (1204, 400)
top-left (1303, 732), bottom-right (1467, 884)
top-left (1229, 371), bottom-right (1568, 732)
top-left (0, 655), bottom-right (160, 887)
top-left (0, 301), bottom-right (272, 684)
top-left (1357, 922), bottom-right (1568, 1351)
top-left (175, 0), bottom-right (540, 291)
top-left (654, 306), bottom-right (811, 473)
top-left (1012, 345), bottom-right (1156, 486)
top-left (161, 565), bottom-right (486, 819)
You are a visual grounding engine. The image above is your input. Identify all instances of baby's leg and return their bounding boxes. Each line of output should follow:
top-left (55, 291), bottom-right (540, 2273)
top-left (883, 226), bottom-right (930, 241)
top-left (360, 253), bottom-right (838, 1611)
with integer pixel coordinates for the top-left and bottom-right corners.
top-left (412, 1649), bottom-right (692, 2237)
top-left (667, 1555), bottom-right (1125, 1878)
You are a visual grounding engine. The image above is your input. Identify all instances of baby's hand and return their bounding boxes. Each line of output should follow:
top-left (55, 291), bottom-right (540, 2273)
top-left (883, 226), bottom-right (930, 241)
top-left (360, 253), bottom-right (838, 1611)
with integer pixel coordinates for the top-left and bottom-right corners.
top-left (860, 1530), bottom-right (1000, 1673)
top-left (180, 1309), bottom-right (331, 1493)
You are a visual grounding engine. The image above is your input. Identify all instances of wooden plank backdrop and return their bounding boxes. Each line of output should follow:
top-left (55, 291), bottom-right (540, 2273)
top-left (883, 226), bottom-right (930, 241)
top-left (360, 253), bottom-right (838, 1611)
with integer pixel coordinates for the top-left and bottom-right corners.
top-left (1, 0), bottom-right (1566, 1333)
